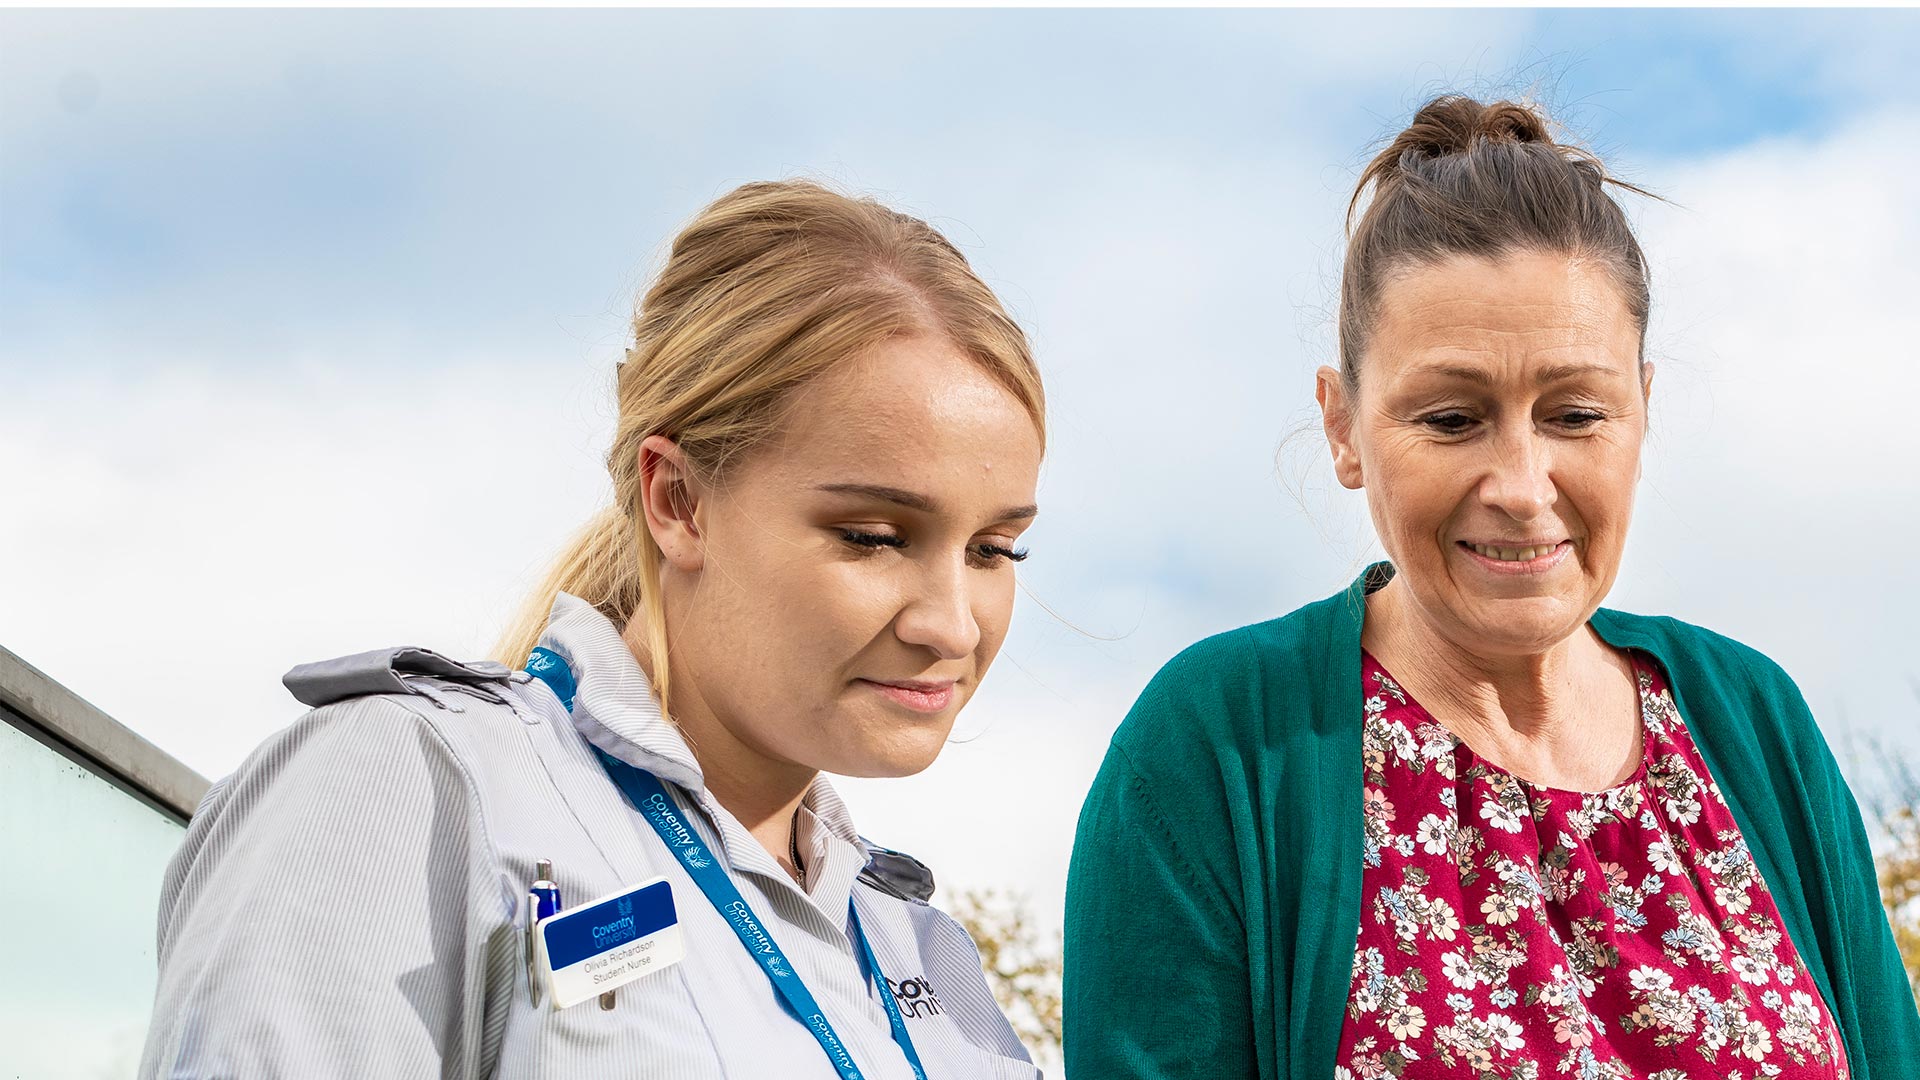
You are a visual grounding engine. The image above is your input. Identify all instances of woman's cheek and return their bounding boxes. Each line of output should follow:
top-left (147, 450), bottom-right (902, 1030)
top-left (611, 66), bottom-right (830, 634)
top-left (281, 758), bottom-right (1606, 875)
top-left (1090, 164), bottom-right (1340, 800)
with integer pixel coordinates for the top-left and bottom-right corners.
top-left (1375, 479), bottom-right (1438, 554)
top-left (814, 565), bottom-right (908, 640)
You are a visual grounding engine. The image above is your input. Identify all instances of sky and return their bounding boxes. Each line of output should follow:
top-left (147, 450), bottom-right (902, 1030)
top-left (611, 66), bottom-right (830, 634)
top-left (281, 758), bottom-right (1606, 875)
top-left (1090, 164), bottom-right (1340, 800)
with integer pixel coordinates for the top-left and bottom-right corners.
top-left (5, 8), bottom-right (1920, 957)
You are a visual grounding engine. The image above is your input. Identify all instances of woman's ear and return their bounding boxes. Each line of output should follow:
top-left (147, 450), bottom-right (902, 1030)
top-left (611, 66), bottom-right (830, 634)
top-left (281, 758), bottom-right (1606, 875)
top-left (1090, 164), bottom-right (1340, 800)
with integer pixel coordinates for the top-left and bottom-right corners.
top-left (637, 434), bottom-right (705, 572)
top-left (1316, 365), bottom-right (1365, 490)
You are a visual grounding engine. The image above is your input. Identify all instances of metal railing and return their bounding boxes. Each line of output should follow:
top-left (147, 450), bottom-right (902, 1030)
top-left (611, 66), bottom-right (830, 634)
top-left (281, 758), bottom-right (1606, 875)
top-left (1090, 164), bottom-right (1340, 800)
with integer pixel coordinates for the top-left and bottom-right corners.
top-left (0, 644), bottom-right (209, 824)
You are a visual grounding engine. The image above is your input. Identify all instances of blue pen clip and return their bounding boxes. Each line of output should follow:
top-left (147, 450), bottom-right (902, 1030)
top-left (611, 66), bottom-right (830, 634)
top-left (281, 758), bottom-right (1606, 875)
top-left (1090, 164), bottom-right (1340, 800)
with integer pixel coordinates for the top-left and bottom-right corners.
top-left (527, 859), bottom-right (562, 1007)
top-left (530, 859), bottom-right (562, 921)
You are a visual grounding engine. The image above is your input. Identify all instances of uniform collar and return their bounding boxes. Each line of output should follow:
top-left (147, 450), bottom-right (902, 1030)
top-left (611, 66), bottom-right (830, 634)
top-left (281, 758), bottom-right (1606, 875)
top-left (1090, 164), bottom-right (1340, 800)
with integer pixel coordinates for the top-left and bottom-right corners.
top-left (535, 592), bottom-right (862, 851)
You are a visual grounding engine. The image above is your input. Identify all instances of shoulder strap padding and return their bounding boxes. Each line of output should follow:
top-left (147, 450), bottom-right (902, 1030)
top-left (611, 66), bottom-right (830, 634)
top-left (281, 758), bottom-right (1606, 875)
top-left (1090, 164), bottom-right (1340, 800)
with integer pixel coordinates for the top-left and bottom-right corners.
top-left (282, 646), bottom-right (517, 709)
top-left (857, 838), bottom-right (936, 904)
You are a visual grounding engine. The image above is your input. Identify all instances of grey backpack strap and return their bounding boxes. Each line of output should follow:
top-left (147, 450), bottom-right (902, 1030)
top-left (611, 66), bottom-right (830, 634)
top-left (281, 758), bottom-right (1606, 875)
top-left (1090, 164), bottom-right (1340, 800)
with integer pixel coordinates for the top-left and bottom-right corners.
top-left (282, 646), bottom-right (520, 709)
top-left (857, 838), bottom-right (937, 904)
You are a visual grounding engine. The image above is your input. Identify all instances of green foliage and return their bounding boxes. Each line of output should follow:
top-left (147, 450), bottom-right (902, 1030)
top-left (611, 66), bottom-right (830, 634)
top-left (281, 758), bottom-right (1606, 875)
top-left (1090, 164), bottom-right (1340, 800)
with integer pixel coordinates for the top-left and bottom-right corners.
top-left (1877, 802), bottom-right (1920, 1005)
top-left (949, 887), bottom-right (1063, 1069)
top-left (1866, 717), bottom-right (1920, 1007)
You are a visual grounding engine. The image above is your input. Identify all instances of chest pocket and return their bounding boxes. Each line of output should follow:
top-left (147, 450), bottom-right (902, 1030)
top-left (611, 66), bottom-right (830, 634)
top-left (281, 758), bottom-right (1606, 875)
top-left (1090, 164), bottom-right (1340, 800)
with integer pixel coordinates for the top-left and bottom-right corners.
top-left (495, 955), bottom-right (725, 1076)
top-left (487, 831), bottom-right (730, 1075)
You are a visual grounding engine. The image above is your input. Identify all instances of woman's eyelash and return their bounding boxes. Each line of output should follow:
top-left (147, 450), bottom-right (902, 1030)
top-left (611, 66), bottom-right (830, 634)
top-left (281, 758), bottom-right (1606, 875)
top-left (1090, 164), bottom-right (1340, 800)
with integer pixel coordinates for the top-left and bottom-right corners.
top-left (1419, 409), bottom-right (1607, 432)
top-left (840, 529), bottom-right (905, 549)
top-left (1421, 411), bottom-right (1475, 432)
top-left (839, 529), bottom-right (1028, 565)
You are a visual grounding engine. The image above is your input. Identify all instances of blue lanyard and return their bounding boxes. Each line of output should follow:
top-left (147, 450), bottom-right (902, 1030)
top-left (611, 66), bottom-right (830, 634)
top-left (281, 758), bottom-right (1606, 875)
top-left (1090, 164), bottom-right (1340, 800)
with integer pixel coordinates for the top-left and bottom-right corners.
top-left (526, 648), bottom-right (928, 1080)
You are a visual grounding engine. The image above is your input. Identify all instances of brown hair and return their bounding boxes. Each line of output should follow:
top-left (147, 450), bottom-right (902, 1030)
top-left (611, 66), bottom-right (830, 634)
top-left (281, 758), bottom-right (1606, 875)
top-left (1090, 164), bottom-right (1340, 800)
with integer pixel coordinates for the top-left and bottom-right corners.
top-left (1339, 95), bottom-right (1656, 387)
top-left (495, 179), bottom-right (1046, 713)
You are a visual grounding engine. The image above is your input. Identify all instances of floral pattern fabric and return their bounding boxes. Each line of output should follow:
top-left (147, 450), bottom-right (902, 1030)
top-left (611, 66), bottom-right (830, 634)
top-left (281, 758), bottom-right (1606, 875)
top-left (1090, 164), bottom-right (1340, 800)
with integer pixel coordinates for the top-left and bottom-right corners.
top-left (1334, 649), bottom-right (1850, 1080)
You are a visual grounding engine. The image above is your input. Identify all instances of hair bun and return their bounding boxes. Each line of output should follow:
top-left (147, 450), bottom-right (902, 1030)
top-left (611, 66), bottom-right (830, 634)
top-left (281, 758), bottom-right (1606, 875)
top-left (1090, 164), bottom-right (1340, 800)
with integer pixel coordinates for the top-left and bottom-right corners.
top-left (1387, 95), bottom-right (1553, 168)
top-left (1472, 100), bottom-right (1551, 145)
top-left (1347, 95), bottom-right (1567, 229)
top-left (1390, 96), bottom-right (1551, 170)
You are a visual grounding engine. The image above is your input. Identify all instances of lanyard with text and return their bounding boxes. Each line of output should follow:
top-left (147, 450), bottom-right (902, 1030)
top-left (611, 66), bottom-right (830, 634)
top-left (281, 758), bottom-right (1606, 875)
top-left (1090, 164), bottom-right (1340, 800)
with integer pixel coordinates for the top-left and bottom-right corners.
top-left (525, 647), bottom-right (928, 1080)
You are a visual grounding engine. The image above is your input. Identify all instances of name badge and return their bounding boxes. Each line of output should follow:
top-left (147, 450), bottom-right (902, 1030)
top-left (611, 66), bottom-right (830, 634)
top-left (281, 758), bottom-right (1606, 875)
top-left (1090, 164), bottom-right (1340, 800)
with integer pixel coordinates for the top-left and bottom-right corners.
top-left (536, 877), bottom-right (684, 1008)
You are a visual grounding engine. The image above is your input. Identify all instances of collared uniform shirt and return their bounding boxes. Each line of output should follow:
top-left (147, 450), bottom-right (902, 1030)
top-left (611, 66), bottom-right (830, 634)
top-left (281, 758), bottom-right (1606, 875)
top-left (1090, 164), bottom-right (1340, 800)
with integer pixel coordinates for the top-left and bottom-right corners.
top-left (139, 593), bottom-right (1040, 1079)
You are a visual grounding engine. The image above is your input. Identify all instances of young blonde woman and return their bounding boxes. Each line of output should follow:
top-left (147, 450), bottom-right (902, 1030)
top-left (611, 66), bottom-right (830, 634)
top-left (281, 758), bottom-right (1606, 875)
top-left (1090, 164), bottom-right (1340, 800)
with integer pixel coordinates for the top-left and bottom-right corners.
top-left (139, 181), bottom-right (1047, 1080)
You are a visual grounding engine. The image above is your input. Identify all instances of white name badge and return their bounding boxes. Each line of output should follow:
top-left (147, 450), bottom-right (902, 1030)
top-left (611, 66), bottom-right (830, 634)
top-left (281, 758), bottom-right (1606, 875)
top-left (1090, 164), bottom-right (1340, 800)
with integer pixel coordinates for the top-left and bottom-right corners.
top-left (536, 876), bottom-right (685, 1008)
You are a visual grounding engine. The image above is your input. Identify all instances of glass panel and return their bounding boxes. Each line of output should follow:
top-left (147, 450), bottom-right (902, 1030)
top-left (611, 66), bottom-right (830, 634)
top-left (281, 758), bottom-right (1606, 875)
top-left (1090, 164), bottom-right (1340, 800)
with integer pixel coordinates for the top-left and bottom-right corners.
top-left (0, 716), bottom-right (187, 1078)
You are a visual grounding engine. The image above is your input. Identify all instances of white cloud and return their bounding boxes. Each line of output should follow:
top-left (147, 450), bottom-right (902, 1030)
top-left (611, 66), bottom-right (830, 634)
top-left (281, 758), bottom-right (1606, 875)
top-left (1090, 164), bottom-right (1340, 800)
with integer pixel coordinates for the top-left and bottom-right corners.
top-left (0, 351), bottom-right (622, 773)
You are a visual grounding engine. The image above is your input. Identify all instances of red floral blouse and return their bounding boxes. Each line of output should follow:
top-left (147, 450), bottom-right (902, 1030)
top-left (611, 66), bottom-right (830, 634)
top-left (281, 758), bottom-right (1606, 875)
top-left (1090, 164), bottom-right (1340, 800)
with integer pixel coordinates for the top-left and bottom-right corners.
top-left (1335, 649), bottom-right (1851, 1080)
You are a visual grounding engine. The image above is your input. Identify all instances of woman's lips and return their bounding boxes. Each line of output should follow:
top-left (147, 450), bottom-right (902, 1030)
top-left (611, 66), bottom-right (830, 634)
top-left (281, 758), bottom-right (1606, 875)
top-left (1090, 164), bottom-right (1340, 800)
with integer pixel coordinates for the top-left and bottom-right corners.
top-left (1456, 539), bottom-right (1573, 574)
top-left (858, 679), bottom-right (956, 714)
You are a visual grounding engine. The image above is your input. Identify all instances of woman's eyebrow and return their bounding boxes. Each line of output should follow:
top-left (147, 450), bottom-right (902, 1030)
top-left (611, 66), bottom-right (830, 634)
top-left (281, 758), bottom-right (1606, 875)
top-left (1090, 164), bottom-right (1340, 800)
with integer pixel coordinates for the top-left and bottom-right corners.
top-left (1405, 360), bottom-right (1628, 386)
top-left (1532, 360), bottom-right (1626, 384)
top-left (814, 482), bottom-right (1038, 522)
top-left (816, 482), bottom-right (938, 512)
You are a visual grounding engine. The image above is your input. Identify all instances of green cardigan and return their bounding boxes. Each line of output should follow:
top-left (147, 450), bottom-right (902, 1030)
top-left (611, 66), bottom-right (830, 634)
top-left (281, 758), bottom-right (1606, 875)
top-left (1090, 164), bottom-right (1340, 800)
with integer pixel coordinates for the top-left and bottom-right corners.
top-left (1065, 564), bottom-right (1919, 1078)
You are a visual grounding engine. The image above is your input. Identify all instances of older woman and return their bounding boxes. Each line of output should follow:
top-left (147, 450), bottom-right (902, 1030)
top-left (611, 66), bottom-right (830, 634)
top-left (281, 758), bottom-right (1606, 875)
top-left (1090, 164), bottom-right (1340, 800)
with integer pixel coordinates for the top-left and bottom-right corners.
top-left (1064, 97), bottom-right (1919, 1080)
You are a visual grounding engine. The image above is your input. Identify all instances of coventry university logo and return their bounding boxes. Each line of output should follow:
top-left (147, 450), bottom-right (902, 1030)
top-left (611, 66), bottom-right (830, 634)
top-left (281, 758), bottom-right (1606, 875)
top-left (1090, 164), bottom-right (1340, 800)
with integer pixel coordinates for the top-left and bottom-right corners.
top-left (889, 975), bottom-right (945, 1019)
top-left (616, 896), bottom-right (633, 919)
top-left (681, 845), bottom-right (713, 870)
top-left (528, 651), bottom-right (555, 672)
top-left (767, 954), bottom-right (792, 978)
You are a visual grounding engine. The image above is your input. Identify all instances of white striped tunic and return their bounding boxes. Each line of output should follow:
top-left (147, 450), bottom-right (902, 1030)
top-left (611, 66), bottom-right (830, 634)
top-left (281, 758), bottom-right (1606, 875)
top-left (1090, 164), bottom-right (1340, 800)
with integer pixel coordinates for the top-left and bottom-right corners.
top-left (139, 593), bottom-right (1041, 1079)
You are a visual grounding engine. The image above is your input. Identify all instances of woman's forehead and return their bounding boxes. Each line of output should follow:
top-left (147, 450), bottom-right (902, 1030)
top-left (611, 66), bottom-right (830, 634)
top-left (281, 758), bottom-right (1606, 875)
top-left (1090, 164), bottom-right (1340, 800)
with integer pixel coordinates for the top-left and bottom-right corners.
top-left (749, 338), bottom-right (1043, 505)
top-left (782, 336), bottom-right (1023, 426)
top-left (1367, 253), bottom-right (1642, 382)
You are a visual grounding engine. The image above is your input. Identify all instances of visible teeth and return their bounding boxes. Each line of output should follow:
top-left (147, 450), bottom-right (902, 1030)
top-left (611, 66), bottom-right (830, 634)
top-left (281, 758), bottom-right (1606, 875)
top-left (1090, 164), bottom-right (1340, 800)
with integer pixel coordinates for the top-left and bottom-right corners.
top-left (1472, 543), bottom-right (1556, 561)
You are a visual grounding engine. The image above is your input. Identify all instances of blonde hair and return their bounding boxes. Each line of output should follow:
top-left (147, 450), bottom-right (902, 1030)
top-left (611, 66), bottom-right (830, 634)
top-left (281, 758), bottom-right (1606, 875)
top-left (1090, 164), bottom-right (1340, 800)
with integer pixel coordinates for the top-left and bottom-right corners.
top-left (494, 179), bottom-right (1046, 716)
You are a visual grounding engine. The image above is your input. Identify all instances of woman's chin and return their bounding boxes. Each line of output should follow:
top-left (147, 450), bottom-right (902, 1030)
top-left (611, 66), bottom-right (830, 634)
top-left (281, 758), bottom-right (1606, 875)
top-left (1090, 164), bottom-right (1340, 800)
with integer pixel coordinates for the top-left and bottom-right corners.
top-left (808, 714), bottom-right (956, 779)
top-left (826, 748), bottom-right (944, 780)
top-left (1449, 595), bottom-right (1593, 656)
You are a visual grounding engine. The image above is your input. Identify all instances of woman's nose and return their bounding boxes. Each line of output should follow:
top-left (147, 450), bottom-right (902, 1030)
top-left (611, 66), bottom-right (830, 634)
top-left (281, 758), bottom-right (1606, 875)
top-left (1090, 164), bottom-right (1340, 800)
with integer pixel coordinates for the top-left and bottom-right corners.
top-left (892, 558), bottom-right (981, 661)
top-left (1477, 425), bottom-right (1557, 521)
